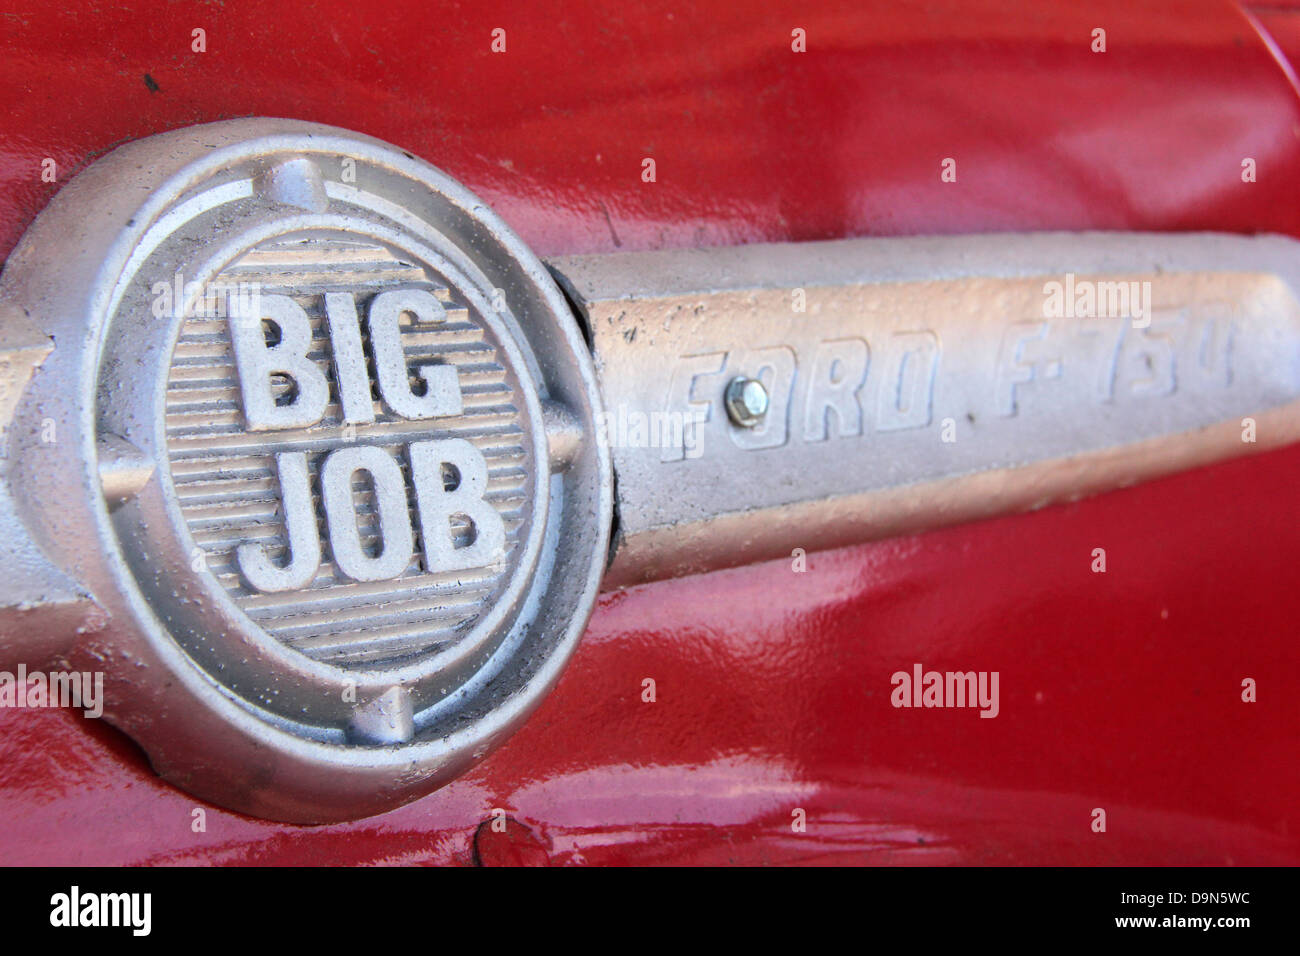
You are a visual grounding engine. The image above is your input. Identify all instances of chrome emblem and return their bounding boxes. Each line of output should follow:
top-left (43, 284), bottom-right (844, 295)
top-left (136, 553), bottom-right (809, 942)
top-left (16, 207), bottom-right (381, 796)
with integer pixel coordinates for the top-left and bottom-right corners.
top-left (0, 119), bottom-right (611, 821)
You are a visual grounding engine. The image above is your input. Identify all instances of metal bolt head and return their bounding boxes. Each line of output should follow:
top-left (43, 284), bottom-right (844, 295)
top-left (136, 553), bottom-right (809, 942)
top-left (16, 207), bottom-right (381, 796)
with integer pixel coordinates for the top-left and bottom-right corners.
top-left (725, 376), bottom-right (769, 427)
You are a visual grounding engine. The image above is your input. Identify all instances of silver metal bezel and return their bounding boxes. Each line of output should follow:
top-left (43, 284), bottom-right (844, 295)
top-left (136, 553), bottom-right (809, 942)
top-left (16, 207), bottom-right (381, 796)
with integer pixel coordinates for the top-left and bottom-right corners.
top-left (0, 119), bottom-right (611, 821)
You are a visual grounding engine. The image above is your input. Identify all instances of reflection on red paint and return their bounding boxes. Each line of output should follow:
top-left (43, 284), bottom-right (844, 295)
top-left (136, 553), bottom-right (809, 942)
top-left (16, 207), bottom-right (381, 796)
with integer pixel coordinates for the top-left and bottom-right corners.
top-left (0, 0), bottom-right (1298, 865)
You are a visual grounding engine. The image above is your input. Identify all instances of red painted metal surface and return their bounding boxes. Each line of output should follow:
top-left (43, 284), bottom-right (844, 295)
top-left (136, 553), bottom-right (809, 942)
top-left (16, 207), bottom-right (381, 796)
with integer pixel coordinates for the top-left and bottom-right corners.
top-left (1, 0), bottom-right (1298, 865)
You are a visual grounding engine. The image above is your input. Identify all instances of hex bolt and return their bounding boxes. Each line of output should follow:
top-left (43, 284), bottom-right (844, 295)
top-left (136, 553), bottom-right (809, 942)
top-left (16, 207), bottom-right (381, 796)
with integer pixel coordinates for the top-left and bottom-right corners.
top-left (724, 376), bottom-right (769, 427)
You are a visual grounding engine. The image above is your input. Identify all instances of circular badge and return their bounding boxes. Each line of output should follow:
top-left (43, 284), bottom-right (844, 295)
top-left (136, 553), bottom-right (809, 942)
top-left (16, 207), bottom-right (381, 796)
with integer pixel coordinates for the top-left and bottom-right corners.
top-left (1, 119), bottom-right (610, 821)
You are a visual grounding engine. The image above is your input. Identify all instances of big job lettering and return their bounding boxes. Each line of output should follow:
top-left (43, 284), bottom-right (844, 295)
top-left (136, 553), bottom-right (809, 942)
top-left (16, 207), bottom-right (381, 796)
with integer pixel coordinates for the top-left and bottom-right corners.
top-left (227, 289), bottom-right (506, 592)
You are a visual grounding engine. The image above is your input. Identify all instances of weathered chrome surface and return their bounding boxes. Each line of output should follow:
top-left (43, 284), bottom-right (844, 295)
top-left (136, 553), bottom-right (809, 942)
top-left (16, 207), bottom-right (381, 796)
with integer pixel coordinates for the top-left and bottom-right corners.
top-left (0, 119), bottom-right (611, 822)
top-left (549, 234), bottom-right (1300, 587)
